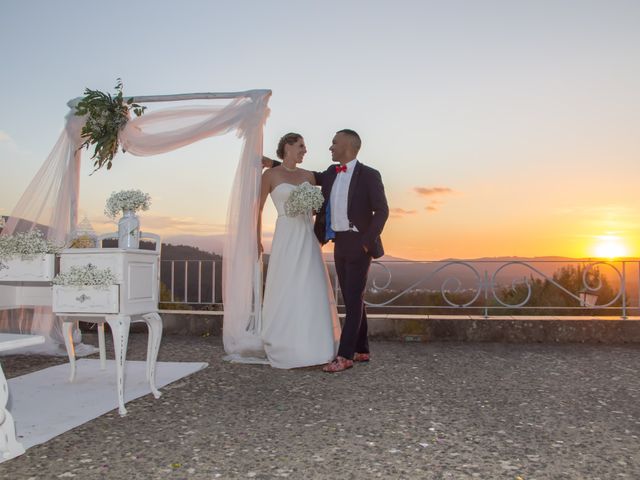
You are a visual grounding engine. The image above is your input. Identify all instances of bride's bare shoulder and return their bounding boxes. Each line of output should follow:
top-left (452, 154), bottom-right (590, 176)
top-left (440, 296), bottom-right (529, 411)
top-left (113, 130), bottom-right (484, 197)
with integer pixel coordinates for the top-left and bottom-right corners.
top-left (298, 168), bottom-right (316, 185)
top-left (262, 166), bottom-right (279, 179)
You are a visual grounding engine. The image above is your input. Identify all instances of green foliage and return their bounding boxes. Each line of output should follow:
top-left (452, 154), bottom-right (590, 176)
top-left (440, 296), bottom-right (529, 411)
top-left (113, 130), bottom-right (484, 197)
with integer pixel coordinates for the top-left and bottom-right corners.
top-left (74, 78), bottom-right (146, 173)
top-left (158, 281), bottom-right (193, 311)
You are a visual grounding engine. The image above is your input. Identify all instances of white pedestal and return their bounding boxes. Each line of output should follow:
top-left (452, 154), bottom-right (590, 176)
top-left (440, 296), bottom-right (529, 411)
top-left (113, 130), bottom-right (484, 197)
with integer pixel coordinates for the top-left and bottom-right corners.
top-left (0, 333), bottom-right (45, 461)
top-left (54, 248), bottom-right (162, 416)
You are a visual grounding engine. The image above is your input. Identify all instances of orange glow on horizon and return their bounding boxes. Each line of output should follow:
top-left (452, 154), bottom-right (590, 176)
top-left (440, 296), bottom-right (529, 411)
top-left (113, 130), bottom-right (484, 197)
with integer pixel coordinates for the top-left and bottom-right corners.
top-left (591, 235), bottom-right (629, 259)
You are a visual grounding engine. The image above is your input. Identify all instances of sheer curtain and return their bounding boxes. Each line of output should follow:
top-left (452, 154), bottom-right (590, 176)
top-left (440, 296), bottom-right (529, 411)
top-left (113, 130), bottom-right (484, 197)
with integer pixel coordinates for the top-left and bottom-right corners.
top-left (1, 90), bottom-right (271, 357)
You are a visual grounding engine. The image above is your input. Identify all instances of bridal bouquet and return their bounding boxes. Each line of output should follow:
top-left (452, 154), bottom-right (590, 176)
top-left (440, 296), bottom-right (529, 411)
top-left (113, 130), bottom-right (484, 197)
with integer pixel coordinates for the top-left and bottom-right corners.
top-left (104, 189), bottom-right (151, 219)
top-left (53, 263), bottom-right (117, 289)
top-left (284, 182), bottom-right (324, 217)
top-left (0, 230), bottom-right (61, 261)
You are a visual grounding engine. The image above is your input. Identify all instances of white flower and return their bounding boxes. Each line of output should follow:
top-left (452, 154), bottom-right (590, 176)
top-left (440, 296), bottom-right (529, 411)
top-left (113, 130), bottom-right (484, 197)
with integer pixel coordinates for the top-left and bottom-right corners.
top-left (284, 182), bottom-right (324, 217)
top-left (53, 263), bottom-right (117, 289)
top-left (0, 230), bottom-right (61, 261)
top-left (104, 189), bottom-right (151, 219)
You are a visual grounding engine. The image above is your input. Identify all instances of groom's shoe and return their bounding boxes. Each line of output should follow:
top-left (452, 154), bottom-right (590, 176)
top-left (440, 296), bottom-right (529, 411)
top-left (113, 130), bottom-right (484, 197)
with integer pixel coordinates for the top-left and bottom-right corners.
top-left (322, 356), bottom-right (353, 373)
top-left (353, 352), bottom-right (370, 362)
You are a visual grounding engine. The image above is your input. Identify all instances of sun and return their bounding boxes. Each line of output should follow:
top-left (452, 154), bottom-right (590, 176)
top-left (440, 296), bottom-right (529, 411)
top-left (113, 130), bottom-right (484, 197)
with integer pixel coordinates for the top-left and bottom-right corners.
top-left (592, 235), bottom-right (629, 259)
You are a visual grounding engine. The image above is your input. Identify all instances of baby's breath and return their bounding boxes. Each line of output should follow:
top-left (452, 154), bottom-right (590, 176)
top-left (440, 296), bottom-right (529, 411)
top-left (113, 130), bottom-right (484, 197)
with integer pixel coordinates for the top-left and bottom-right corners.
top-left (53, 263), bottom-right (117, 289)
top-left (104, 189), bottom-right (151, 219)
top-left (0, 230), bottom-right (61, 261)
top-left (284, 182), bottom-right (324, 217)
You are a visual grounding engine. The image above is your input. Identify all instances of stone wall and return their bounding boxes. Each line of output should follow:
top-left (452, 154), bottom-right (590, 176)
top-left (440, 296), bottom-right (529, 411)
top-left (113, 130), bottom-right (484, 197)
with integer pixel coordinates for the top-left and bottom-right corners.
top-left (154, 311), bottom-right (640, 344)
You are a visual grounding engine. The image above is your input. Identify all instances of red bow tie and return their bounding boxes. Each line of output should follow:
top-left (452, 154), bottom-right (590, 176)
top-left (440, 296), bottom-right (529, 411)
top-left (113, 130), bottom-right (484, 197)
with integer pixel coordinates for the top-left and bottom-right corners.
top-left (335, 165), bottom-right (347, 173)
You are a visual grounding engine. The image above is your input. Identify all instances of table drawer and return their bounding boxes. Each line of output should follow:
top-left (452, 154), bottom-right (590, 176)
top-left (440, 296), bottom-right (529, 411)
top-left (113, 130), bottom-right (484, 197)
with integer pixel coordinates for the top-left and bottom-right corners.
top-left (0, 254), bottom-right (55, 281)
top-left (52, 285), bottom-right (119, 314)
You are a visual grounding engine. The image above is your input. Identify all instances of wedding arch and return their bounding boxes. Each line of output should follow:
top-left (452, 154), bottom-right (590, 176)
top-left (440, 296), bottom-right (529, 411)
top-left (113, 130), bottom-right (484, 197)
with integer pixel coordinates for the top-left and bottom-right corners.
top-left (1, 89), bottom-right (272, 357)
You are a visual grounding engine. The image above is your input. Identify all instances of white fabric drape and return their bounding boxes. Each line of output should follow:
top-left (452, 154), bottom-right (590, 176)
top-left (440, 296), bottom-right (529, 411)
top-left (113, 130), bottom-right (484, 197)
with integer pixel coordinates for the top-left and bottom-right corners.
top-left (1, 90), bottom-right (271, 357)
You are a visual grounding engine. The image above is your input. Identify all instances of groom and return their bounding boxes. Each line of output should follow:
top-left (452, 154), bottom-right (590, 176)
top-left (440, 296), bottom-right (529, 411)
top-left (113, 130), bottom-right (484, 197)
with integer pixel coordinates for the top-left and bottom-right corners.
top-left (315, 129), bottom-right (389, 372)
top-left (264, 129), bottom-right (389, 372)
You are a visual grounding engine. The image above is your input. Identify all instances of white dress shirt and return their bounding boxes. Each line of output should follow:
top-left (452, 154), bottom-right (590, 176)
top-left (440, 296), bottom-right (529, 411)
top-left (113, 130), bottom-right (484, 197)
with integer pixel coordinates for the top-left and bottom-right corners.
top-left (330, 158), bottom-right (359, 232)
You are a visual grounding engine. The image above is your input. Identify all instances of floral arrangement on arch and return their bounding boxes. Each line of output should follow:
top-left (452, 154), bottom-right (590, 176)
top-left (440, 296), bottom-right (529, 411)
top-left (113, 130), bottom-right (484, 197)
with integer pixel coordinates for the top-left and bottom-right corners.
top-left (284, 182), bottom-right (324, 217)
top-left (0, 230), bottom-right (61, 261)
top-left (75, 78), bottom-right (146, 173)
top-left (104, 189), bottom-right (151, 219)
top-left (53, 263), bottom-right (117, 289)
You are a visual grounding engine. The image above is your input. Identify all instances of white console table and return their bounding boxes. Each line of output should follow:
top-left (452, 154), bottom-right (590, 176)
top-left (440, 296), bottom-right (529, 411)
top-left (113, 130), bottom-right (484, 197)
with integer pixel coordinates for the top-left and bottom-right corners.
top-left (0, 333), bottom-right (44, 461)
top-left (54, 237), bottom-right (163, 416)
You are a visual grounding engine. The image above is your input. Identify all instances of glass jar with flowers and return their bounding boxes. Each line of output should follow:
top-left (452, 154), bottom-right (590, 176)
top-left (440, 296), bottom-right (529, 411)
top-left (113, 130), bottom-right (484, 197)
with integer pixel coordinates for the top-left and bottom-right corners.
top-left (104, 190), bottom-right (151, 249)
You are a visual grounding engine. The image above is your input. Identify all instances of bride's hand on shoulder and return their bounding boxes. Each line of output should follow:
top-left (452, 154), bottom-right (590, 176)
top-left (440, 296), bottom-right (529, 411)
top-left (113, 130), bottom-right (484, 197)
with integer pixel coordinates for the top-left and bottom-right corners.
top-left (261, 156), bottom-right (276, 169)
top-left (302, 169), bottom-right (316, 185)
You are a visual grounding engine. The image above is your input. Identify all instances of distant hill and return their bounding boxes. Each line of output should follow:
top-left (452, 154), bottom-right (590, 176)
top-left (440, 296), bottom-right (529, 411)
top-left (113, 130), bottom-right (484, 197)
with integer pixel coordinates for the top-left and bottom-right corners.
top-left (161, 242), bottom-right (221, 261)
top-left (163, 234), bottom-right (226, 255)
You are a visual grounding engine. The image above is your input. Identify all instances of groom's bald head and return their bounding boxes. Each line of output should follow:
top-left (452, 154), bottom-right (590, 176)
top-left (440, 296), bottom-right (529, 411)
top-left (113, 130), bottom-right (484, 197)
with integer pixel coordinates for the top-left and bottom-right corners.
top-left (336, 129), bottom-right (361, 153)
top-left (331, 129), bottom-right (361, 164)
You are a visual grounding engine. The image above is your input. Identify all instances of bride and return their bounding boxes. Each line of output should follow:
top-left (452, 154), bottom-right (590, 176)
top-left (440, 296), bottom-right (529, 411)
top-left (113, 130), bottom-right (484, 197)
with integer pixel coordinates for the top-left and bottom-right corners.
top-left (258, 133), bottom-right (341, 368)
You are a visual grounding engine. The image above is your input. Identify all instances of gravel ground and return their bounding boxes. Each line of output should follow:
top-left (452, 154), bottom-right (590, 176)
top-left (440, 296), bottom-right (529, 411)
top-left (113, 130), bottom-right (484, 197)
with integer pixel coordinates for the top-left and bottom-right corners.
top-left (1, 333), bottom-right (639, 479)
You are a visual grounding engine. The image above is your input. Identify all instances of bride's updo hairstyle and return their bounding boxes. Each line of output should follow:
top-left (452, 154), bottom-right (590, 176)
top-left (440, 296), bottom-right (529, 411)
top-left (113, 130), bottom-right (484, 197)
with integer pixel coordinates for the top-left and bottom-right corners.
top-left (276, 132), bottom-right (303, 160)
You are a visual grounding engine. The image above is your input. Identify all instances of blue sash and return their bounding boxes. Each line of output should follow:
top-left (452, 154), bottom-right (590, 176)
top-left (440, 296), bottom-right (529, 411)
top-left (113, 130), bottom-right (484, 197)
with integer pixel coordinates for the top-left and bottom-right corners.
top-left (325, 202), bottom-right (335, 241)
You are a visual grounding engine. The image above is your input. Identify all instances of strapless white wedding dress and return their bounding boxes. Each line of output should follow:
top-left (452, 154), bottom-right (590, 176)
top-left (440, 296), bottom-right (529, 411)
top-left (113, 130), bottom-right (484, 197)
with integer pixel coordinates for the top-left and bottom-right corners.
top-left (261, 183), bottom-right (341, 368)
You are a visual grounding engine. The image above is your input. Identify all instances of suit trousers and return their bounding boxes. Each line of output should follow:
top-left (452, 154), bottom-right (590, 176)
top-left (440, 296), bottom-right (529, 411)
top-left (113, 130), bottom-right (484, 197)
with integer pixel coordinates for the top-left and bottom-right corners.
top-left (333, 231), bottom-right (372, 359)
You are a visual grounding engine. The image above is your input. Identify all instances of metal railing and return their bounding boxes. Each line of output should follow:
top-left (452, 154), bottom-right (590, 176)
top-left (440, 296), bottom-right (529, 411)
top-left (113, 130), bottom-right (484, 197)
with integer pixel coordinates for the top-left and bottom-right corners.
top-left (160, 258), bottom-right (640, 319)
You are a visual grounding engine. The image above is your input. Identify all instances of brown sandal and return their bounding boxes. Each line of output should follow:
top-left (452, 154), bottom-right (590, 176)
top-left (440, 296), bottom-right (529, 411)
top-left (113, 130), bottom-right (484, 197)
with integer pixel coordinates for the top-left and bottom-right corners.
top-left (353, 352), bottom-right (370, 362)
top-left (322, 356), bottom-right (354, 373)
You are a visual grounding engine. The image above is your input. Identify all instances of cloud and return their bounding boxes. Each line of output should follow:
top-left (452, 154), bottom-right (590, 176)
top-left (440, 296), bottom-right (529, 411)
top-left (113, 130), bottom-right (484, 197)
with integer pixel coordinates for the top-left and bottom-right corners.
top-left (390, 207), bottom-right (417, 218)
top-left (91, 214), bottom-right (226, 235)
top-left (0, 131), bottom-right (31, 156)
top-left (413, 186), bottom-right (454, 213)
top-left (414, 186), bottom-right (453, 197)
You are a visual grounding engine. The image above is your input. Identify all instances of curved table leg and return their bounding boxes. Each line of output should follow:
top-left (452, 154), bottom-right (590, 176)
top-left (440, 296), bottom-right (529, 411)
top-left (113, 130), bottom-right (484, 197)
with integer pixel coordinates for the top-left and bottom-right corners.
top-left (105, 314), bottom-right (131, 416)
top-left (141, 312), bottom-right (162, 399)
top-left (98, 323), bottom-right (106, 370)
top-left (61, 318), bottom-right (76, 382)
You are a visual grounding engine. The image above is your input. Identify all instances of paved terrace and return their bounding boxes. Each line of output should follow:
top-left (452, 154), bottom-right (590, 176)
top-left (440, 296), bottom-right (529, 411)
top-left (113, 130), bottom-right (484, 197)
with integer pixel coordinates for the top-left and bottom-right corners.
top-left (1, 332), bottom-right (639, 479)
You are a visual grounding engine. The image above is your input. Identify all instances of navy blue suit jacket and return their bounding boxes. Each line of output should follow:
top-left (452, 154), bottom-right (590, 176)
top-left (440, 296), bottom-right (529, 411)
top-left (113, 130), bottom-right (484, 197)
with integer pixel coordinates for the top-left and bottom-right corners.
top-left (313, 162), bottom-right (389, 259)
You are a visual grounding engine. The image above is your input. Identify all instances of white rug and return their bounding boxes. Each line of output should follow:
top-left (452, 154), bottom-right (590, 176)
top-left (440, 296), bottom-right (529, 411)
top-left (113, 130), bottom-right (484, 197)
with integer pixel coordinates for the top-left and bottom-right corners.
top-left (5, 359), bottom-right (207, 457)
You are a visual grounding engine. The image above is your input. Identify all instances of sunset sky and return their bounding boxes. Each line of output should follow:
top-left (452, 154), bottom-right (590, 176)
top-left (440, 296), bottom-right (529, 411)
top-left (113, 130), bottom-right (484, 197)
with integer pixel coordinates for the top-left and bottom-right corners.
top-left (1, 0), bottom-right (639, 260)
